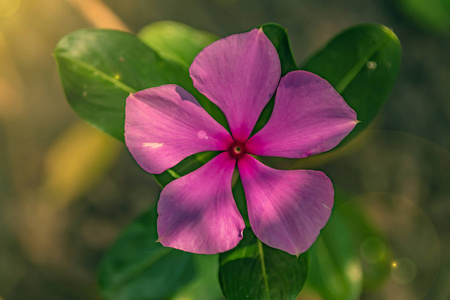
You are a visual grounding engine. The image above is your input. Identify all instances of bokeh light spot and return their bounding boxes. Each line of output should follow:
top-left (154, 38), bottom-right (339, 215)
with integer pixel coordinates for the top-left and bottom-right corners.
top-left (391, 257), bottom-right (418, 285)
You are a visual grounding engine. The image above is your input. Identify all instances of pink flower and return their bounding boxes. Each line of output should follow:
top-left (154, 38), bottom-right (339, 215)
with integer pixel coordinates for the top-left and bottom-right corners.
top-left (125, 28), bottom-right (357, 256)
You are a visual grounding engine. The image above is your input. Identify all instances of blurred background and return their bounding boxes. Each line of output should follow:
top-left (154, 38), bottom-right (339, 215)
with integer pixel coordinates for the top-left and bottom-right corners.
top-left (0, 0), bottom-right (449, 299)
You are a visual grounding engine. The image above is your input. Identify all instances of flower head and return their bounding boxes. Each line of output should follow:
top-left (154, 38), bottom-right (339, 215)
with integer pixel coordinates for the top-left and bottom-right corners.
top-left (125, 28), bottom-right (357, 255)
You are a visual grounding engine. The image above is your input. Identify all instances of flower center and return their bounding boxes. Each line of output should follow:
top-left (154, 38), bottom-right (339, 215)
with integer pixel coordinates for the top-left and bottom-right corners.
top-left (230, 142), bottom-right (246, 157)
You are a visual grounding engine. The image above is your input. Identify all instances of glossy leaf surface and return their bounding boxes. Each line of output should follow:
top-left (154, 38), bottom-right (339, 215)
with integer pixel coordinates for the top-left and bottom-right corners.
top-left (219, 228), bottom-right (309, 300)
top-left (54, 29), bottom-right (198, 142)
top-left (138, 20), bottom-right (218, 66)
top-left (302, 24), bottom-right (401, 142)
top-left (98, 206), bottom-right (196, 300)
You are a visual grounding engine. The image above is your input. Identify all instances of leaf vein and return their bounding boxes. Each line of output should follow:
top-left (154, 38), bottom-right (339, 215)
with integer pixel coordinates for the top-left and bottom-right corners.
top-left (55, 53), bottom-right (138, 93)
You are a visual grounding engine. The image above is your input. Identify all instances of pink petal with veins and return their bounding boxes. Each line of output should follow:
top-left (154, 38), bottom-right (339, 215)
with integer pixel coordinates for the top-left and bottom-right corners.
top-left (246, 71), bottom-right (357, 158)
top-left (158, 152), bottom-right (245, 254)
top-left (190, 28), bottom-right (281, 143)
top-left (238, 154), bottom-right (333, 255)
top-left (125, 85), bottom-right (233, 174)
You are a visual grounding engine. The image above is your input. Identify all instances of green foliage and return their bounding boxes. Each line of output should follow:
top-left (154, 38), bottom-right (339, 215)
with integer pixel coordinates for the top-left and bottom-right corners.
top-left (54, 29), bottom-right (194, 142)
top-left (302, 24), bottom-right (401, 144)
top-left (98, 206), bottom-right (196, 300)
top-left (138, 20), bottom-right (218, 66)
top-left (219, 228), bottom-right (309, 300)
top-left (54, 27), bottom-right (225, 186)
top-left (173, 254), bottom-right (224, 300)
top-left (54, 21), bottom-right (401, 300)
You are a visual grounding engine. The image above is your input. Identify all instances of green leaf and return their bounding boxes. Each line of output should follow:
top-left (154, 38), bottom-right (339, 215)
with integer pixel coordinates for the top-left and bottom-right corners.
top-left (231, 177), bottom-right (249, 227)
top-left (138, 20), bottom-right (218, 67)
top-left (306, 200), bottom-right (363, 300)
top-left (219, 228), bottom-right (309, 300)
top-left (302, 24), bottom-right (401, 144)
top-left (98, 206), bottom-right (196, 300)
top-left (173, 254), bottom-right (224, 300)
top-left (54, 28), bottom-right (229, 187)
top-left (54, 29), bottom-right (196, 142)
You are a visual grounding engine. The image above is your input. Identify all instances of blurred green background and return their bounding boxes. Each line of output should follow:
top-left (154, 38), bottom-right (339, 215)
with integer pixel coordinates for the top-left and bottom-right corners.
top-left (0, 0), bottom-right (449, 299)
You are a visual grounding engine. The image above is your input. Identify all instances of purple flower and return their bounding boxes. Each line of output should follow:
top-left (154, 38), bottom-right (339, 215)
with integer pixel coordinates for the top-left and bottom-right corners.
top-left (125, 28), bottom-right (357, 255)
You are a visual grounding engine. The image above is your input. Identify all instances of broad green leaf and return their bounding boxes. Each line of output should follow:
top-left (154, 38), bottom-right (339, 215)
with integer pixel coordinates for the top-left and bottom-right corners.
top-left (302, 24), bottom-right (401, 144)
top-left (252, 23), bottom-right (298, 135)
top-left (306, 199), bottom-right (363, 300)
top-left (138, 20), bottom-right (218, 66)
top-left (98, 206), bottom-right (196, 300)
top-left (54, 29), bottom-right (195, 142)
top-left (219, 228), bottom-right (309, 300)
top-left (173, 254), bottom-right (224, 300)
top-left (54, 29), bottom-right (228, 186)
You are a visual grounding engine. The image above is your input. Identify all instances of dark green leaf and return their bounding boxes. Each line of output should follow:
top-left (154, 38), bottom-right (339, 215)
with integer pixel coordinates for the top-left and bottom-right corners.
top-left (54, 29), bottom-right (195, 142)
top-left (54, 29), bottom-right (229, 186)
top-left (138, 20), bottom-right (218, 67)
top-left (302, 24), bottom-right (401, 144)
top-left (231, 177), bottom-right (249, 227)
top-left (219, 228), bottom-right (309, 300)
top-left (98, 206), bottom-right (196, 300)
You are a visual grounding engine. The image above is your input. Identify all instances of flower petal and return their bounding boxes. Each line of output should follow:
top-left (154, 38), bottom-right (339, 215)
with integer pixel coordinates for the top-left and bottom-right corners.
top-left (238, 155), bottom-right (333, 255)
top-left (157, 152), bottom-right (245, 254)
top-left (190, 28), bottom-right (281, 142)
top-left (246, 71), bottom-right (357, 158)
top-left (125, 85), bottom-right (233, 174)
